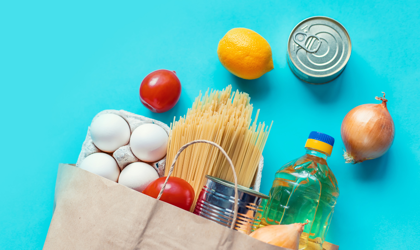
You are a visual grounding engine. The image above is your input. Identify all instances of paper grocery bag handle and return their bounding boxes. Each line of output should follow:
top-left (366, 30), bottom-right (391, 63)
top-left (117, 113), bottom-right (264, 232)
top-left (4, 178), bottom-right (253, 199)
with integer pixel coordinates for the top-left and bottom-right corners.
top-left (157, 140), bottom-right (239, 230)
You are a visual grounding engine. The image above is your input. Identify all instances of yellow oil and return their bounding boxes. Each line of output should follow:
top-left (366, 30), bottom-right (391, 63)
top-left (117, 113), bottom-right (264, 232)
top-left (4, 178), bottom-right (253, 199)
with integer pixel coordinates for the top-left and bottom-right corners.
top-left (299, 233), bottom-right (322, 250)
top-left (254, 149), bottom-right (339, 250)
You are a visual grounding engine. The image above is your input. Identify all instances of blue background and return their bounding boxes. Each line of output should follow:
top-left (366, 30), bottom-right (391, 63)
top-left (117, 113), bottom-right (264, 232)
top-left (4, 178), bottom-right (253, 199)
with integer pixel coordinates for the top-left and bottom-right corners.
top-left (1, 1), bottom-right (420, 249)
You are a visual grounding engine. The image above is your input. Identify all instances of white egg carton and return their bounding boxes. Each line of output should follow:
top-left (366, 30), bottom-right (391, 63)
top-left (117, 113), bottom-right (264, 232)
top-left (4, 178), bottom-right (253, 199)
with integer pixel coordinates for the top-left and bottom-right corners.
top-left (76, 109), bottom-right (265, 192)
top-left (76, 110), bottom-right (170, 177)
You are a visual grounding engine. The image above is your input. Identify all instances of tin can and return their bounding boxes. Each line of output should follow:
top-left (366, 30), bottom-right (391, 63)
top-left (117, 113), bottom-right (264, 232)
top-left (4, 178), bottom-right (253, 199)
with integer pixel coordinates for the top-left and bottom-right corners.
top-left (287, 16), bottom-right (351, 84)
top-left (193, 175), bottom-right (268, 234)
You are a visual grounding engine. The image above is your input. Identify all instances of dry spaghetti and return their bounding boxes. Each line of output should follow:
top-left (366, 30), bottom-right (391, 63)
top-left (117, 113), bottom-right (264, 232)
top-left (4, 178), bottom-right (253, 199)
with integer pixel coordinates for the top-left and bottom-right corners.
top-left (165, 85), bottom-right (272, 210)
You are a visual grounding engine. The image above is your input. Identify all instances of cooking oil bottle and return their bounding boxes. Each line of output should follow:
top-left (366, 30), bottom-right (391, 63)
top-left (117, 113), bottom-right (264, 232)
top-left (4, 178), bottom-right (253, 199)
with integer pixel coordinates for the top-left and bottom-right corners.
top-left (255, 132), bottom-right (339, 250)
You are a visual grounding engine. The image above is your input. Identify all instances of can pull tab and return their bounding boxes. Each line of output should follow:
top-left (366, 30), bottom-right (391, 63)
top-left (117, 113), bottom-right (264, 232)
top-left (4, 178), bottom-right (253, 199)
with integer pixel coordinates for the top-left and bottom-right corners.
top-left (293, 32), bottom-right (321, 53)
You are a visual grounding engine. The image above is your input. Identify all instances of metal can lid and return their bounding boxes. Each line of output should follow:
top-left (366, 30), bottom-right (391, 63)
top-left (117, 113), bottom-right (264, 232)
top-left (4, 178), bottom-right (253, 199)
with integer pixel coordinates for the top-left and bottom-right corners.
top-left (205, 175), bottom-right (269, 199)
top-left (288, 16), bottom-right (351, 79)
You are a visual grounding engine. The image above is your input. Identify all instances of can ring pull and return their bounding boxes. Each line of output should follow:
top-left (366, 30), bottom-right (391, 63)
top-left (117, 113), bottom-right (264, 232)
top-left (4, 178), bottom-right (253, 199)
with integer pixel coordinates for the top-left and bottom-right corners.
top-left (293, 32), bottom-right (321, 53)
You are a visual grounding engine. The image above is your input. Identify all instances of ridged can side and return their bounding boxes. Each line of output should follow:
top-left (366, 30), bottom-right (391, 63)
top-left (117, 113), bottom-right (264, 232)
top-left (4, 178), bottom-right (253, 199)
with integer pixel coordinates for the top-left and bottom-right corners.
top-left (193, 176), bottom-right (268, 234)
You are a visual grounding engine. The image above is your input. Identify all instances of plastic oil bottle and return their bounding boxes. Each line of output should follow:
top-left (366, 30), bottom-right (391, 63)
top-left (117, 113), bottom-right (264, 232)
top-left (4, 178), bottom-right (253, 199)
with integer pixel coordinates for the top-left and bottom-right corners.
top-left (254, 132), bottom-right (339, 250)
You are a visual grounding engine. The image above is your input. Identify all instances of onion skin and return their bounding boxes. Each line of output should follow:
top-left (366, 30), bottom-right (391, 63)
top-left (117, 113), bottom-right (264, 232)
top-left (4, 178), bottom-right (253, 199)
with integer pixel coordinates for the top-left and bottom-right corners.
top-left (341, 93), bottom-right (395, 164)
top-left (250, 222), bottom-right (307, 250)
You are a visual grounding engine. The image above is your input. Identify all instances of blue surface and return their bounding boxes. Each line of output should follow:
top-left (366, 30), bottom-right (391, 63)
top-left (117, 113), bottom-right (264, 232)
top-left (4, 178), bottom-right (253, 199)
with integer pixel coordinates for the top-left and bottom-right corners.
top-left (1, 1), bottom-right (420, 249)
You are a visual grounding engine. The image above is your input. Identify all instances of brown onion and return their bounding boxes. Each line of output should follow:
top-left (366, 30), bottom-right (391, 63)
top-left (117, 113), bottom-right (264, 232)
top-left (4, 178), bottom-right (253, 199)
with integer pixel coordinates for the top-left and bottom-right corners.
top-left (341, 92), bottom-right (395, 164)
top-left (250, 222), bottom-right (308, 250)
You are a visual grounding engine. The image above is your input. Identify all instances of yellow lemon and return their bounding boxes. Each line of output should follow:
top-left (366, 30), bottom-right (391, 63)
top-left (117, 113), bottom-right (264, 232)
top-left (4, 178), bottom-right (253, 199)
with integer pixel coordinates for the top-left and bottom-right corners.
top-left (217, 28), bottom-right (274, 80)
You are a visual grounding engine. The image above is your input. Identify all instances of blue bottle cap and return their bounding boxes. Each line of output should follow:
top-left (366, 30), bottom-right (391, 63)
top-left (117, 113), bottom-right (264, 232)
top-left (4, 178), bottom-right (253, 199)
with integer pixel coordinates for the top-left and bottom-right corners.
top-left (308, 131), bottom-right (335, 146)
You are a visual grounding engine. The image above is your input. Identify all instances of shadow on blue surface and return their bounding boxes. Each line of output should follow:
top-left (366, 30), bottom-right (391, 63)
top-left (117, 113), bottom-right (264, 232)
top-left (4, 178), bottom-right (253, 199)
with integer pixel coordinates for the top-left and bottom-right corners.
top-left (300, 71), bottom-right (344, 103)
top-left (355, 151), bottom-right (390, 181)
top-left (228, 73), bottom-right (272, 100)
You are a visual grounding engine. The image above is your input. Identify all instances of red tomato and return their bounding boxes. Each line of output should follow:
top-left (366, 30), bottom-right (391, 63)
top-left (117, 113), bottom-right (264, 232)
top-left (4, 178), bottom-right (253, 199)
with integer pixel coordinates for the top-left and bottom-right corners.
top-left (142, 177), bottom-right (194, 211)
top-left (139, 69), bottom-right (181, 113)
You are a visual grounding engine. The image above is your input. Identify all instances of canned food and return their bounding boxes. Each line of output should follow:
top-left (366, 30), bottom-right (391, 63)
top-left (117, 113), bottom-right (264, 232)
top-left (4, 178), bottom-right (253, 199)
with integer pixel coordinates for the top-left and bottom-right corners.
top-left (193, 175), bottom-right (268, 234)
top-left (287, 16), bottom-right (351, 84)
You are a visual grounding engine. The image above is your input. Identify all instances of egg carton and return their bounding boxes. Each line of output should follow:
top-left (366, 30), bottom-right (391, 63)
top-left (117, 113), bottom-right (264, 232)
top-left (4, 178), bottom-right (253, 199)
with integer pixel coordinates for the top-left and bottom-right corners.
top-left (76, 109), bottom-right (265, 192)
top-left (76, 110), bottom-right (170, 177)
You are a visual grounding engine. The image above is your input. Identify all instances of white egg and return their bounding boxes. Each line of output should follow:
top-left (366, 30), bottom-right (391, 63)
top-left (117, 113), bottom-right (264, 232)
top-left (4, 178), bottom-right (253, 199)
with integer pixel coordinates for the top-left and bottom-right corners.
top-left (79, 153), bottom-right (120, 182)
top-left (118, 162), bottom-right (159, 192)
top-left (90, 114), bottom-right (131, 153)
top-left (130, 124), bottom-right (168, 162)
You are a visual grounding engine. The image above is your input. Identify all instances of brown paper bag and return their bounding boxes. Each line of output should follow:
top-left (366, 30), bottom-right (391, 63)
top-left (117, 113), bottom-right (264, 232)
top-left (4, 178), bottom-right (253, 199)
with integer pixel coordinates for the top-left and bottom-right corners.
top-left (43, 164), bottom-right (283, 250)
top-left (44, 140), bottom-right (338, 250)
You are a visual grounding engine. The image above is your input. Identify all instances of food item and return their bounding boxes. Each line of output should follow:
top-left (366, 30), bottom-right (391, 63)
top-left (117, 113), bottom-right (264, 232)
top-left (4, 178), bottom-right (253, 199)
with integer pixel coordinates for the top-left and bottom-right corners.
top-left (256, 132), bottom-right (338, 250)
top-left (130, 123), bottom-right (168, 162)
top-left (90, 114), bottom-right (131, 153)
top-left (79, 153), bottom-right (120, 181)
top-left (287, 17), bottom-right (351, 84)
top-left (139, 69), bottom-right (181, 113)
top-left (118, 162), bottom-right (159, 192)
top-left (143, 176), bottom-right (194, 211)
top-left (76, 110), bottom-right (171, 173)
top-left (165, 85), bottom-right (272, 211)
top-left (217, 28), bottom-right (273, 80)
top-left (341, 93), bottom-right (395, 163)
top-left (250, 222), bottom-right (308, 250)
top-left (193, 176), bottom-right (268, 234)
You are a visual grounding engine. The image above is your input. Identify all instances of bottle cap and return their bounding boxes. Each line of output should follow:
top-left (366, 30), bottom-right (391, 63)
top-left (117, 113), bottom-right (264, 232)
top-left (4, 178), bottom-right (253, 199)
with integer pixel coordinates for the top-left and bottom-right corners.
top-left (305, 131), bottom-right (334, 156)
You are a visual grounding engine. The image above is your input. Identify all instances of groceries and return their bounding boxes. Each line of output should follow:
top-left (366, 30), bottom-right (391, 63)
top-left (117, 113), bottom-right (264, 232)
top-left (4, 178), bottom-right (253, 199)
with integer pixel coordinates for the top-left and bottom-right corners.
top-left (118, 162), bottom-right (159, 192)
top-left (90, 114), bottom-right (131, 153)
top-left (287, 17), bottom-right (351, 84)
top-left (165, 85), bottom-right (271, 211)
top-left (130, 123), bottom-right (169, 162)
top-left (49, 140), bottom-right (340, 249)
top-left (143, 177), bottom-right (195, 211)
top-left (194, 175), bottom-right (268, 234)
top-left (341, 93), bottom-right (395, 163)
top-left (139, 69), bottom-right (182, 113)
top-left (250, 222), bottom-right (308, 250)
top-left (218, 28), bottom-right (274, 80)
top-left (79, 153), bottom-right (120, 181)
top-left (256, 132), bottom-right (338, 250)
top-left (58, 16), bottom-right (366, 249)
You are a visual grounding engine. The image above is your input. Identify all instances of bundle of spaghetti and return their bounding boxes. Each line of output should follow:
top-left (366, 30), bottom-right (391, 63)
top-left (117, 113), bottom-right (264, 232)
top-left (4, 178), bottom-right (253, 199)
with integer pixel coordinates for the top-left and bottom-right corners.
top-left (165, 85), bottom-right (272, 211)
